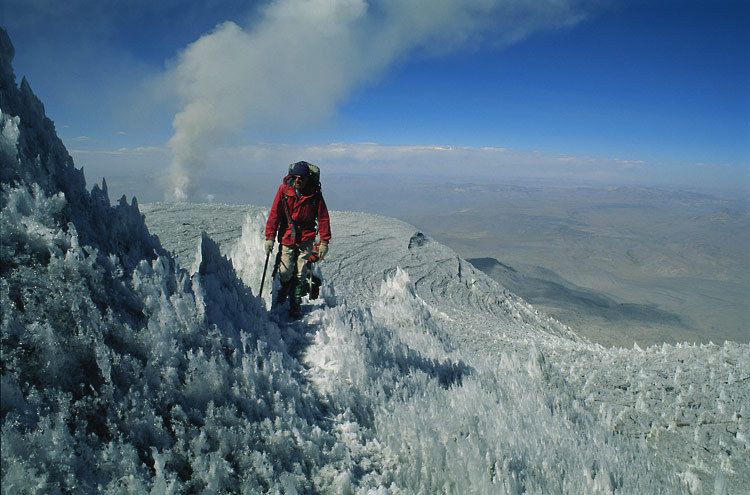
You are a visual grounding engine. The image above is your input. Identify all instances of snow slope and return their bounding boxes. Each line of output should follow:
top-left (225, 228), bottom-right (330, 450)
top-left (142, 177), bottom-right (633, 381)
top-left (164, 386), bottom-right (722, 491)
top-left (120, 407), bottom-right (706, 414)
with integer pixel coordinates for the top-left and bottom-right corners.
top-left (2, 26), bottom-right (748, 493)
top-left (143, 202), bottom-right (749, 494)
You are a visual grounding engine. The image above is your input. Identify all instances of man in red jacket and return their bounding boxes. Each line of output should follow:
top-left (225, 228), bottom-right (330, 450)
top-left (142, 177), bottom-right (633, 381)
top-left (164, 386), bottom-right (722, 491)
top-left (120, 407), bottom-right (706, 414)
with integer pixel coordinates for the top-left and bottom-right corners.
top-left (265, 161), bottom-right (331, 318)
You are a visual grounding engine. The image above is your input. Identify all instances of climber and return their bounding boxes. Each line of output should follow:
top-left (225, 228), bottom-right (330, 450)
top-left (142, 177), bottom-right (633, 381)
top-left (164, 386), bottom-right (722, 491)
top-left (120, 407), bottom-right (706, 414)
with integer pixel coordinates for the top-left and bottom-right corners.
top-left (264, 161), bottom-right (331, 318)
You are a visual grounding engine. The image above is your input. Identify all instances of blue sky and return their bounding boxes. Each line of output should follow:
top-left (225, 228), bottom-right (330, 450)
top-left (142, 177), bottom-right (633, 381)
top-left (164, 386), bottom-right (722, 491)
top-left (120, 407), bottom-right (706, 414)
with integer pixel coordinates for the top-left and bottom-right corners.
top-left (2, 0), bottom-right (748, 196)
top-left (328, 2), bottom-right (749, 165)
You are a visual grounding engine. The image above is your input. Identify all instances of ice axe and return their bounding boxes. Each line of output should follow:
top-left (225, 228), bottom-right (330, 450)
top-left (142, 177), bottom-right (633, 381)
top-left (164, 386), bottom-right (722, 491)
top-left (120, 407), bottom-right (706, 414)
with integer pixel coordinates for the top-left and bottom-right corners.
top-left (261, 243), bottom-right (284, 296)
top-left (259, 250), bottom-right (271, 296)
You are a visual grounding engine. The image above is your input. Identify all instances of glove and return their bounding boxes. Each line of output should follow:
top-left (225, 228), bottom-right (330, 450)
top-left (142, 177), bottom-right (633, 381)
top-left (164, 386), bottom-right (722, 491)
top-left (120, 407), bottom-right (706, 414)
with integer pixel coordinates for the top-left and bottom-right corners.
top-left (317, 242), bottom-right (328, 260)
top-left (264, 239), bottom-right (274, 254)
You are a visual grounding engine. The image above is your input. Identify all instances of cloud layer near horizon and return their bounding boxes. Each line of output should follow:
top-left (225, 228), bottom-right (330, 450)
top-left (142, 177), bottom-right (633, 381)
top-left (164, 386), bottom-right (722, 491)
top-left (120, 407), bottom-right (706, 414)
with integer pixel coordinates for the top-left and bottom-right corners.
top-left (165, 0), bottom-right (596, 200)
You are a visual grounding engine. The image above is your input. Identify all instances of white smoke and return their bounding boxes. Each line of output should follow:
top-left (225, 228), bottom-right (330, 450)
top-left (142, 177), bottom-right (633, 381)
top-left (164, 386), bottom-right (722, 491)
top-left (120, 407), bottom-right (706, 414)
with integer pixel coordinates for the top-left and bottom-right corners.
top-left (166, 0), bottom-right (596, 200)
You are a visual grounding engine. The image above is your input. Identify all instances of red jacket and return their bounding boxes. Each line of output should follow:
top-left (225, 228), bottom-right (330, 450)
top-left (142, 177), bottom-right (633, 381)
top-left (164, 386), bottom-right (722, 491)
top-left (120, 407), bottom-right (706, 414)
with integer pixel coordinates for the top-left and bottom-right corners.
top-left (265, 175), bottom-right (331, 246)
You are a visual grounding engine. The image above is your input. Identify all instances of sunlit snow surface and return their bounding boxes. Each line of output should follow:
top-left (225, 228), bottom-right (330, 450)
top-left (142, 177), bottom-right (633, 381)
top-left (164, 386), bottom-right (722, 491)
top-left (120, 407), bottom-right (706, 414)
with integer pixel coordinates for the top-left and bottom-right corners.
top-left (1, 24), bottom-right (748, 492)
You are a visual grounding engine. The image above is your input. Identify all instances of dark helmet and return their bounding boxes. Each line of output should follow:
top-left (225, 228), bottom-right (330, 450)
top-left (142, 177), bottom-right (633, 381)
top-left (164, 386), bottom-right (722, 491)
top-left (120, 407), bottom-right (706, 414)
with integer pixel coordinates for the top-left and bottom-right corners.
top-left (290, 161), bottom-right (311, 178)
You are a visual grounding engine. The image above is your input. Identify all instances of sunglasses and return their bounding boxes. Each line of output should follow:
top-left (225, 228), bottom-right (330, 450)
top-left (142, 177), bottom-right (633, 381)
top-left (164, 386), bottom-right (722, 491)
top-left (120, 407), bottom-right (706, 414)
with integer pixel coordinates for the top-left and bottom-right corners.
top-left (293, 175), bottom-right (307, 181)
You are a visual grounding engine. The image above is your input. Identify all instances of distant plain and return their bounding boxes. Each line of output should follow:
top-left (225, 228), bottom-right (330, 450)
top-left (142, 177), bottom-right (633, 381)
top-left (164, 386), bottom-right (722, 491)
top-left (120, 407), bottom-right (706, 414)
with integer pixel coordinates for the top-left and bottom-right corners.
top-left (333, 177), bottom-right (749, 348)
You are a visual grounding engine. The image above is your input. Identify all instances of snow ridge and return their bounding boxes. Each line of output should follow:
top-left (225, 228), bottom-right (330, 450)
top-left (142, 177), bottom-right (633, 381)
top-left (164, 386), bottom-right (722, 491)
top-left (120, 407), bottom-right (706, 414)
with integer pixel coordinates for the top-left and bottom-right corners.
top-left (1, 28), bottom-right (346, 492)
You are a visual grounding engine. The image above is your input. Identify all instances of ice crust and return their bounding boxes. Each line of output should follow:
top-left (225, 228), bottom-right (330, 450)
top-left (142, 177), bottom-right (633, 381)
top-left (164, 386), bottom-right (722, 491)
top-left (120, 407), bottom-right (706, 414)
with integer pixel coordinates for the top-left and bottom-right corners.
top-left (2, 26), bottom-right (748, 493)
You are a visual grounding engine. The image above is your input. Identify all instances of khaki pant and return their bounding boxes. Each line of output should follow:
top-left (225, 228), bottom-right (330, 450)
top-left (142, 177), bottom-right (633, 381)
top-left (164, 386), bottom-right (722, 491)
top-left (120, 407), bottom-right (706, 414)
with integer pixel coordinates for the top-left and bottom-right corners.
top-left (278, 242), bottom-right (314, 283)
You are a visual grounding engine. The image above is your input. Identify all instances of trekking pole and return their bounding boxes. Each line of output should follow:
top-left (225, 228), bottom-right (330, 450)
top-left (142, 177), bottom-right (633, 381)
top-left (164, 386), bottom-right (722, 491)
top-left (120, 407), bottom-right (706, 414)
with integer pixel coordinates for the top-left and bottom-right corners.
top-left (259, 250), bottom-right (271, 296)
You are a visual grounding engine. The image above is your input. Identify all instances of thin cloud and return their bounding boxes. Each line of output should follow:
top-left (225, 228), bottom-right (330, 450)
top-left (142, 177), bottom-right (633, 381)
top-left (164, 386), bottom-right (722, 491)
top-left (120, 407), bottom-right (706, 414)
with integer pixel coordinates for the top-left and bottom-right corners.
top-left (203, 141), bottom-right (656, 184)
top-left (70, 146), bottom-right (165, 155)
top-left (70, 141), bottom-right (746, 196)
